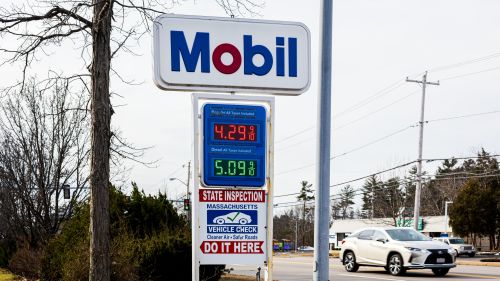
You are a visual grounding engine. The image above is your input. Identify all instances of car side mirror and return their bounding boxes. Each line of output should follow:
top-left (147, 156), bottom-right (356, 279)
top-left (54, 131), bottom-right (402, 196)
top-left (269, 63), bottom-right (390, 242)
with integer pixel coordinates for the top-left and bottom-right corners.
top-left (376, 238), bottom-right (387, 243)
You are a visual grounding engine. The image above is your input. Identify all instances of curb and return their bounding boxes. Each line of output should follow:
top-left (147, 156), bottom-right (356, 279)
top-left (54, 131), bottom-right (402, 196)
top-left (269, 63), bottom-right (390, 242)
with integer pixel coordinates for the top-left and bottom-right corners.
top-left (456, 260), bottom-right (500, 267)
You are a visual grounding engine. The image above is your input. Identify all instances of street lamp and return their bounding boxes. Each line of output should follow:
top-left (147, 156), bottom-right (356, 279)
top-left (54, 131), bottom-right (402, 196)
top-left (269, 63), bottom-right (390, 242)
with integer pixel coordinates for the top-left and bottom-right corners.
top-left (444, 201), bottom-right (453, 235)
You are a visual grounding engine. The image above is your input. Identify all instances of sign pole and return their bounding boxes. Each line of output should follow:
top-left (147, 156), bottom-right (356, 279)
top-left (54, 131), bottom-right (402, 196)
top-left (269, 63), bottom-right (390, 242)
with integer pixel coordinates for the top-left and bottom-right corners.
top-left (314, 0), bottom-right (333, 281)
top-left (265, 99), bottom-right (275, 281)
top-left (192, 95), bottom-right (201, 281)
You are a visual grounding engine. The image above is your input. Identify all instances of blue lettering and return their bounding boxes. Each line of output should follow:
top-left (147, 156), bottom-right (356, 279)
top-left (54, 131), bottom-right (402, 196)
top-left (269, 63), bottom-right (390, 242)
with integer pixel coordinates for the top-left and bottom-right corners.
top-left (288, 37), bottom-right (297, 77)
top-left (276, 37), bottom-right (285, 77)
top-left (170, 31), bottom-right (210, 73)
top-left (243, 35), bottom-right (273, 76)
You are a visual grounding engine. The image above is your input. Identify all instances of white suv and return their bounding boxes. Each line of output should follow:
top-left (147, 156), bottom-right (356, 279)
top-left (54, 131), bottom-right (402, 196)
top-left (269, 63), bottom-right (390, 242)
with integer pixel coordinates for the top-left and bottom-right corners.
top-left (433, 237), bottom-right (476, 257)
top-left (340, 227), bottom-right (456, 277)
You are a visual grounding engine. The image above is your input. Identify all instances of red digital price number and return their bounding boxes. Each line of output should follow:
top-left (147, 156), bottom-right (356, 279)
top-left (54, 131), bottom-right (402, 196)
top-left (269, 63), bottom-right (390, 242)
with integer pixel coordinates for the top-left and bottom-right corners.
top-left (213, 124), bottom-right (256, 141)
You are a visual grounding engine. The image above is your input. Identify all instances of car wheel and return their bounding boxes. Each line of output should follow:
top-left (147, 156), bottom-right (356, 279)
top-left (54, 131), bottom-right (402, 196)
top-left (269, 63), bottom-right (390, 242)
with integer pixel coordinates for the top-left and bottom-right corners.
top-left (432, 268), bottom-right (449, 277)
top-left (455, 249), bottom-right (459, 257)
top-left (387, 253), bottom-right (406, 276)
top-left (215, 218), bottom-right (225, 224)
top-left (239, 218), bottom-right (248, 225)
top-left (343, 251), bottom-right (359, 272)
top-left (468, 253), bottom-right (475, 258)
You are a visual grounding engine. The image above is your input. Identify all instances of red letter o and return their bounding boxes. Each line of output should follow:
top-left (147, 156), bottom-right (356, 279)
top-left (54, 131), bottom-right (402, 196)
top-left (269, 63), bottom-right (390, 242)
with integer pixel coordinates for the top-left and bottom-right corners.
top-left (212, 43), bottom-right (242, 74)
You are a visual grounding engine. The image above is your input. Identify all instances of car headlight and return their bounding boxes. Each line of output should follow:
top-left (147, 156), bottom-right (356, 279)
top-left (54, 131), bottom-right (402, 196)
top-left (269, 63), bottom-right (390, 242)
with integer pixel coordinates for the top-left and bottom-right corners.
top-left (405, 247), bottom-right (430, 254)
top-left (447, 248), bottom-right (455, 254)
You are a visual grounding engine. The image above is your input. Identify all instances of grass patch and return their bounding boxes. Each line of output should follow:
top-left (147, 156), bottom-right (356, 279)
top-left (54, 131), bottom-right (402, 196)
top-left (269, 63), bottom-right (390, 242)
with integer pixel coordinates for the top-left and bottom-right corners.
top-left (0, 268), bottom-right (16, 281)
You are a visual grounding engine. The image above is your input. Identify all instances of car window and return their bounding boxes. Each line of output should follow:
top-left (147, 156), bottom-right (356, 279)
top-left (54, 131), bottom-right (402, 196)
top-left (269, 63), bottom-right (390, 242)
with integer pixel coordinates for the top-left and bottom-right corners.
top-left (385, 229), bottom-right (431, 241)
top-left (449, 238), bottom-right (465, 244)
top-left (372, 230), bottom-right (387, 241)
top-left (358, 230), bottom-right (374, 240)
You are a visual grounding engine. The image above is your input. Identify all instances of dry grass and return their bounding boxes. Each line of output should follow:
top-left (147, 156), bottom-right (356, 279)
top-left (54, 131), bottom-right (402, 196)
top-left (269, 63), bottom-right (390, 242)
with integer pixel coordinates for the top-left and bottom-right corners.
top-left (0, 269), bottom-right (17, 281)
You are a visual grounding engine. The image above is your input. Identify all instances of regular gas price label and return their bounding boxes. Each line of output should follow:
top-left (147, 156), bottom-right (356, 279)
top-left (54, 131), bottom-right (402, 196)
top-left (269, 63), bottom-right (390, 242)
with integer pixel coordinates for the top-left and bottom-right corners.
top-left (198, 189), bottom-right (267, 265)
top-left (202, 103), bottom-right (267, 187)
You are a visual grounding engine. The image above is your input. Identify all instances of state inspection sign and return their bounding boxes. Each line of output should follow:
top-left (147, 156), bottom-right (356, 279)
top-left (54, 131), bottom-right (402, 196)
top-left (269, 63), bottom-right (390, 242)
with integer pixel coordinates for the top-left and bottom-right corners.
top-left (198, 189), bottom-right (267, 265)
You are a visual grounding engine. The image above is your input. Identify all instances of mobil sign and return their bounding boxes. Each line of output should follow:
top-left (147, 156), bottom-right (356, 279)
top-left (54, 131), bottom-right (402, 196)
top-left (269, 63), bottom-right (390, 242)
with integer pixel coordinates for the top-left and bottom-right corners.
top-left (153, 14), bottom-right (310, 95)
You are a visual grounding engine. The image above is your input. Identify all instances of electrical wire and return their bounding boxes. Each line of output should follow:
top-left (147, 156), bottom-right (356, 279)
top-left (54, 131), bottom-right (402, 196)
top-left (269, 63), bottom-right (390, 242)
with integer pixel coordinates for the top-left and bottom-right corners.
top-left (425, 110), bottom-right (500, 124)
top-left (333, 90), bottom-right (419, 132)
top-left (333, 80), bottom-right (407, 119)
top-left (440, 66), bottom-right (500, 81)
top-left (428, 52), bottom-right (500, 73)
top-left (330, 125), bottom-right (416, 160)
top-left (274, 172), bottom-right (500, 209)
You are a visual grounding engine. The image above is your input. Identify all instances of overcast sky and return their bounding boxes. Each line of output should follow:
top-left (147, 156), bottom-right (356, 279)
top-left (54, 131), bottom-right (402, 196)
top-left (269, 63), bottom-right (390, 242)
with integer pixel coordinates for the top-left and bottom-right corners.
top-left (2, 0), bottom-right (500, 211)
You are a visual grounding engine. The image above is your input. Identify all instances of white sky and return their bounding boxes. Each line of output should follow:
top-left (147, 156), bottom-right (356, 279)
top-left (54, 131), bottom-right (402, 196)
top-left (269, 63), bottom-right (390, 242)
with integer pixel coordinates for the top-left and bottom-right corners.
top-left (2, 0), bottom-right (500, 211)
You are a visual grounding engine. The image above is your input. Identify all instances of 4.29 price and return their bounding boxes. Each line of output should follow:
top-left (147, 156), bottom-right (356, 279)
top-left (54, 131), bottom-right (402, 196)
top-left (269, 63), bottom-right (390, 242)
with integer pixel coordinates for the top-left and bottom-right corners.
top-left (213, 124), bottom-right (256, 141)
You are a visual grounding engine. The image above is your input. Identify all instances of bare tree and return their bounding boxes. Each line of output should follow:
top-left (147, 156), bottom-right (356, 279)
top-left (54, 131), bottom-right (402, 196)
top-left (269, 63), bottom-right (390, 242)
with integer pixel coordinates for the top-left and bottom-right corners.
top-left (0, 78), bottom-right (89, 247)
top-left (0, 0), bottom-right (262, 279)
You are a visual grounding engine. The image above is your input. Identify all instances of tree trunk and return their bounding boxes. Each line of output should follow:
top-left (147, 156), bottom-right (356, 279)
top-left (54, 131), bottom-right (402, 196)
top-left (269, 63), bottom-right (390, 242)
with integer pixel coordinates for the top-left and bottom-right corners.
top-left (89, 1), bottom-right (113, 280)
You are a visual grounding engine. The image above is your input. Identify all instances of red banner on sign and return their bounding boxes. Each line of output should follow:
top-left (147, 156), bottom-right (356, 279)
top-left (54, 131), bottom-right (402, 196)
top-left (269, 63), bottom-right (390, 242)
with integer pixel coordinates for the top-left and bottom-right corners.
top-left (200, 241), bottom-right (264, 254)
top-left (199, 189), bottom-right (266, 203)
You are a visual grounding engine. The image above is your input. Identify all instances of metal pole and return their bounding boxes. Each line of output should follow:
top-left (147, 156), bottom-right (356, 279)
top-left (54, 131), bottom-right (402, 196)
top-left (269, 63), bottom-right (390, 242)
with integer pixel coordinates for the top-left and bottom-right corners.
top-left (314, 0), bottom-right (332, 280)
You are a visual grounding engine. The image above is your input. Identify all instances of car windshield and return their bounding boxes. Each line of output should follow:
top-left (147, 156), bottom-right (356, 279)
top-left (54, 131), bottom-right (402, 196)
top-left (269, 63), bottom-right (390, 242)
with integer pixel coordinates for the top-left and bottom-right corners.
top-left (449, 238), bottom-right (465, 244)
top-left (386, 229), bottom-right (431, 241)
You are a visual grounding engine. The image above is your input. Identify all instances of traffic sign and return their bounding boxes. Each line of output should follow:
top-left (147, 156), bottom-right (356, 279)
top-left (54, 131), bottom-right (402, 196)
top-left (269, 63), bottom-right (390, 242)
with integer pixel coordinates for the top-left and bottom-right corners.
top-left (202, 103), bottom-right (267, 187)
top-left (153, 14), bottom-right (310, 95)
top-left (198, 189), bottom-right (267, 265)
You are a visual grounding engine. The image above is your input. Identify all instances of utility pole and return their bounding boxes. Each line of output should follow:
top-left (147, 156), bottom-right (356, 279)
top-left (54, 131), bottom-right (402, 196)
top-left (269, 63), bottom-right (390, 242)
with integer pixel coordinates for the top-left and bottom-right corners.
top-left (406, 71), bottom-right (439, 230)
top-left (186, 161), bottom-right (191, 224)
top-left (314, 0), bottom-right (332, 280)
top-left (295, 218), bottom-right (298, 252)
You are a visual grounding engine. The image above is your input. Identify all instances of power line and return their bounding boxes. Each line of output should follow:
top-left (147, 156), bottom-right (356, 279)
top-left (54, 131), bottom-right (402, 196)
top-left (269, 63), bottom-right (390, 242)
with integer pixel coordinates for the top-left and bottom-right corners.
top-left (425, 110), bottom-right (500, 124)
top-left (428, 51), bottom-right (500, 73)
top-left (424, 154), bottom-right (500, 163)
top-left (440, 65), bottom-right (500, 81)
top-left (274, 79), bottom-right (412, 145)
top-left (275, 124), bottom-right (417, 176)
top-left (275, 126), bottom-right (314, 144)
top-left (275, 52), bottom-right (500, 147)
top-left (274, 172), bottom-right (500, 209)
top-left (333, 90), bottom-right (419, 132)
top-left (330, 125), bottom-right (416, 160)
top-left (333, 80), bottom-right (407, 118)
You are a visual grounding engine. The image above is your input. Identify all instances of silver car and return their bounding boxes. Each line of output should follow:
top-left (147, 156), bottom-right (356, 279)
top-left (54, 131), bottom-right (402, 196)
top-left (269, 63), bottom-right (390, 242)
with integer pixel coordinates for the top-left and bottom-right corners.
top-left (340, 227), bottom-right (456, 277)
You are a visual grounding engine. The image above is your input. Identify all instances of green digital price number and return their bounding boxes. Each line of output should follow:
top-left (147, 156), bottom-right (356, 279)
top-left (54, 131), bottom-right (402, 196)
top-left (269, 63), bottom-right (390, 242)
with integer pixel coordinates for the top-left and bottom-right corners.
top-left (214, 159), bottom-right (256, 177)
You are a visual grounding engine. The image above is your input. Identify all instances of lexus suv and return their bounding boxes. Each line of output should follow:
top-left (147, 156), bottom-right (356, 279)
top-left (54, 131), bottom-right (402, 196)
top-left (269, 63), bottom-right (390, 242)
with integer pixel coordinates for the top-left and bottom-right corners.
top-left (340, 227), bottom-right (456, 276)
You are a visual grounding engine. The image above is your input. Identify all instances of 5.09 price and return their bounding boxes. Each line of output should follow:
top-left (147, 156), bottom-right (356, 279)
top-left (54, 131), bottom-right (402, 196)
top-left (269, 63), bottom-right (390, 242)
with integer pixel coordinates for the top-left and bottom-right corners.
top-left (214, 159), bottom-right (256, 177)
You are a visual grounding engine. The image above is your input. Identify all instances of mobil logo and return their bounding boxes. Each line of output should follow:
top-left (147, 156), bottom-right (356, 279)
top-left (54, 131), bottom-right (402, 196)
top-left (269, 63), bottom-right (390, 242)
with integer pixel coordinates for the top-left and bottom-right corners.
top-left (170, 31), bottom-right (298, 77)
top-left (153, 14), bottom-right (311, 95)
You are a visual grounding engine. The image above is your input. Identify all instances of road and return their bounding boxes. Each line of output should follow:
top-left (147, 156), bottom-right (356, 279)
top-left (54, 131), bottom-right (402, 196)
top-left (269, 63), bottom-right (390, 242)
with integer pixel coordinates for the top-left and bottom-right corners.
top-left (229, 256), bottom-right (500, 280)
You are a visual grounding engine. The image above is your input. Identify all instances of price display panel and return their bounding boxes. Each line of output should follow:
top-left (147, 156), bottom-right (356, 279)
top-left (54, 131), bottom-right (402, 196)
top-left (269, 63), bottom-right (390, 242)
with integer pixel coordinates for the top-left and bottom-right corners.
top-left (202, 103), bottom-right (267, 187)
